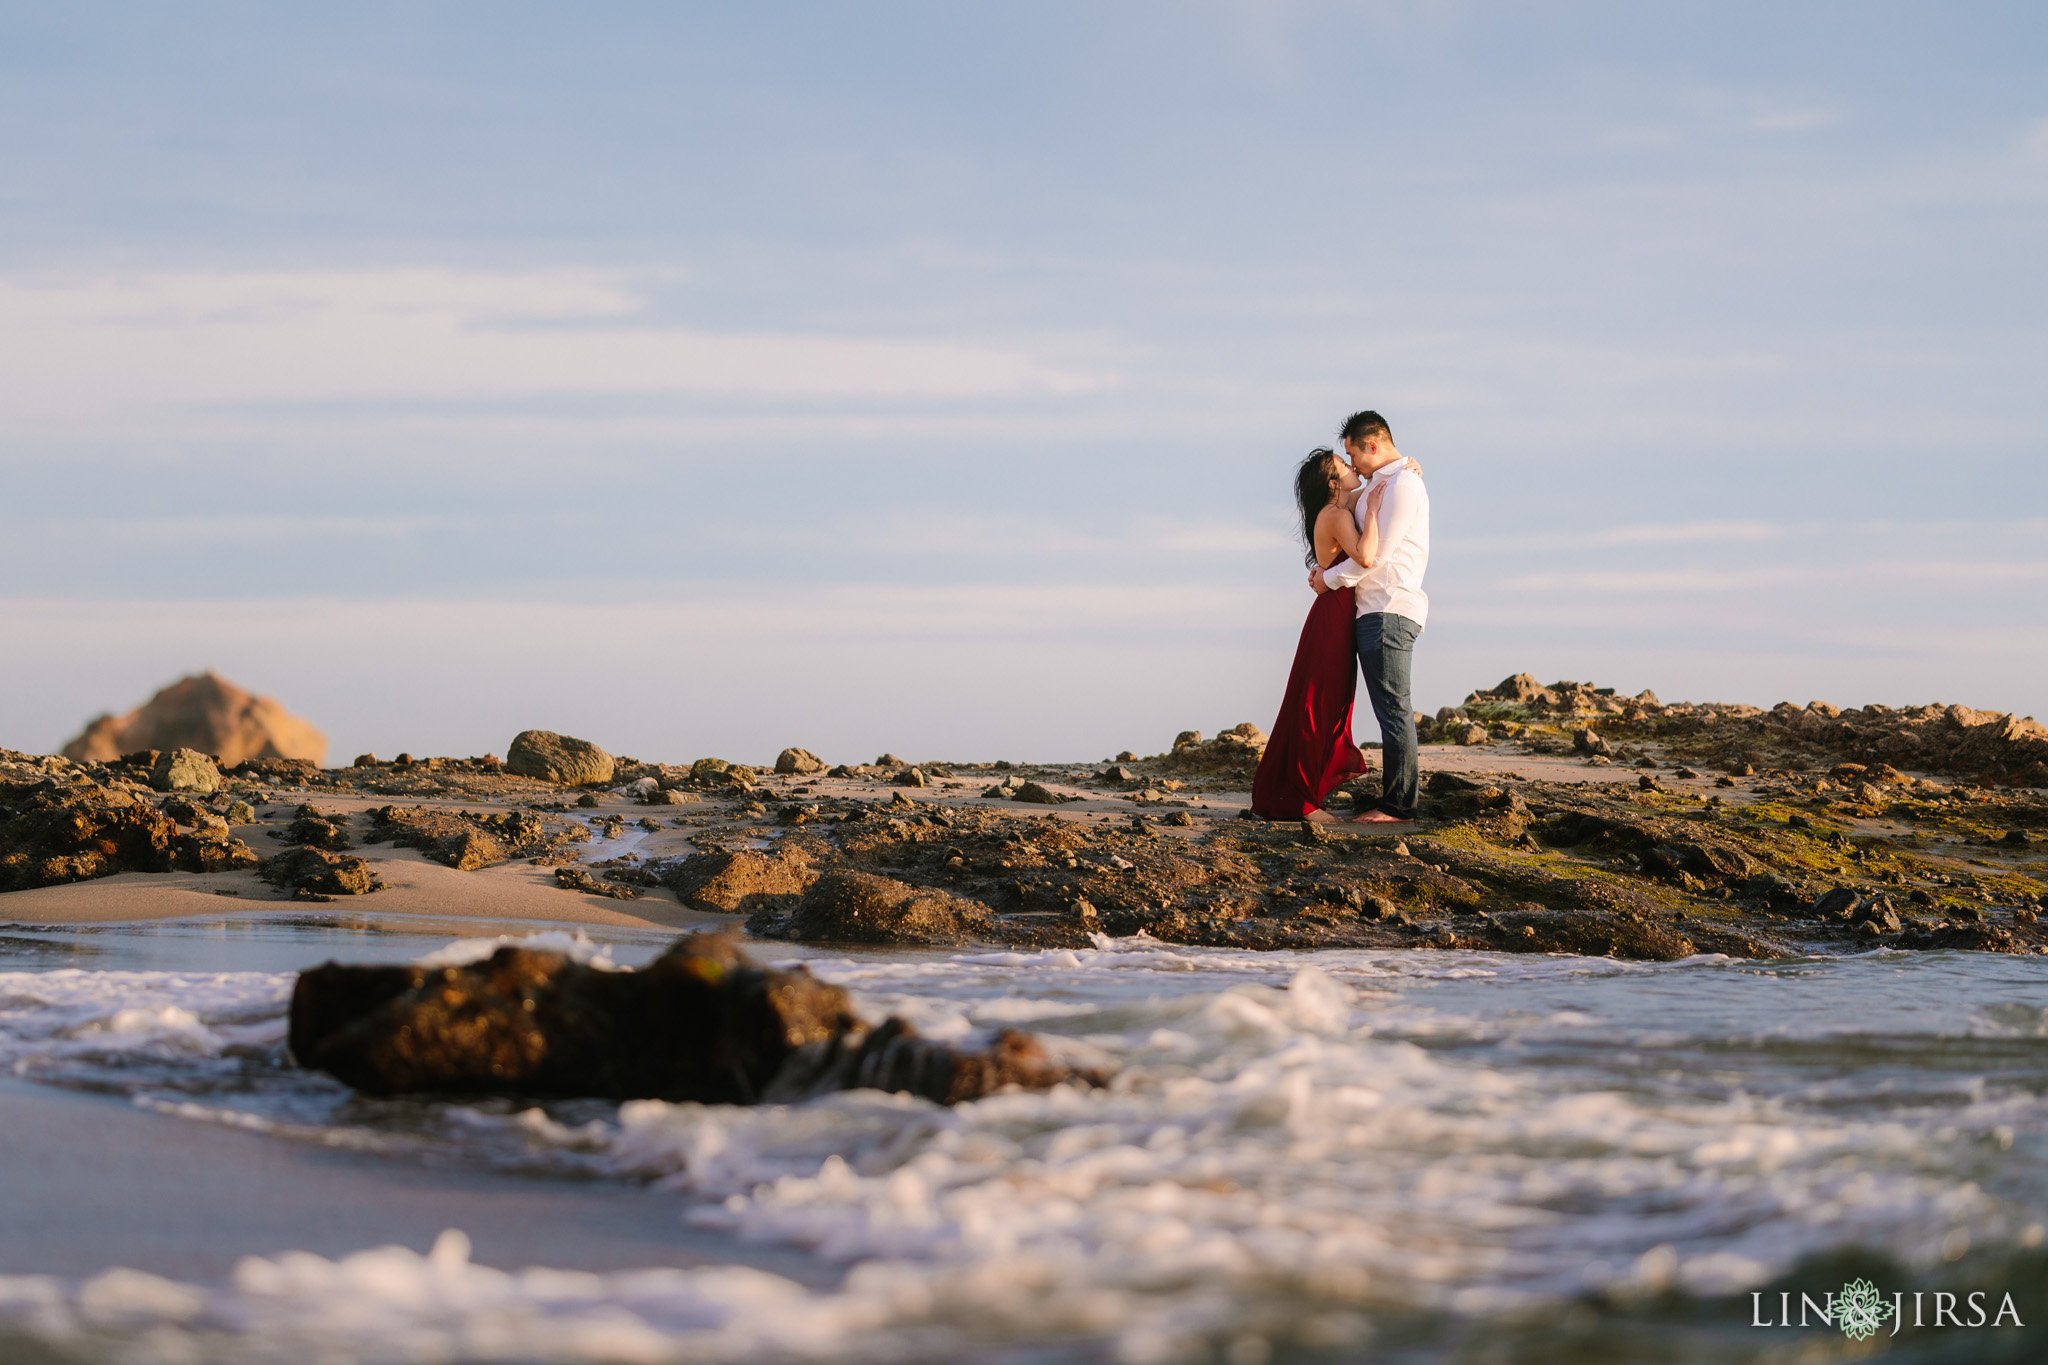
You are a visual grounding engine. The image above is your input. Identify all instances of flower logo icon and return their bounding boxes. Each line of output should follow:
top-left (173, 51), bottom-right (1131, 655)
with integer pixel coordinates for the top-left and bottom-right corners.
top-left (1836, 1279), bottom-right (1894, 1340)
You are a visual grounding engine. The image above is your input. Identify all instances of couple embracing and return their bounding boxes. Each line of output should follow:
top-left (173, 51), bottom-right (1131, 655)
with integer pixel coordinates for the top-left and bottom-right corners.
top-left (1251, 409), bottom-right (1430, 826)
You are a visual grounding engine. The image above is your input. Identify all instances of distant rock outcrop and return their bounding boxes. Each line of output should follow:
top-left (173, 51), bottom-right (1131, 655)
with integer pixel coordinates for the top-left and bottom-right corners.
top-left (62, 673), bottom-right (326, 768)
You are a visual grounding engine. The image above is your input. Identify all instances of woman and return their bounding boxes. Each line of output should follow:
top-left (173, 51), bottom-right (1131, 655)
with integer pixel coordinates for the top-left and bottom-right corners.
top-left (1250, 448), bottom-right (1391, 822)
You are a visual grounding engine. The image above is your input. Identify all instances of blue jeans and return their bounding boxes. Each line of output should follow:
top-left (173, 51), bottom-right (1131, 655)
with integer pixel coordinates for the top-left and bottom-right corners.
top-left (1355, 612), bottom-right (1421, 818)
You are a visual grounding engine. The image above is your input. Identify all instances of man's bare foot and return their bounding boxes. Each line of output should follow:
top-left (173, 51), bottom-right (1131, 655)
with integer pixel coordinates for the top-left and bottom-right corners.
top-left (1303, 809), bottom-right (1339, 824)
top-left (1348, 809), bottom-right (1415, 825)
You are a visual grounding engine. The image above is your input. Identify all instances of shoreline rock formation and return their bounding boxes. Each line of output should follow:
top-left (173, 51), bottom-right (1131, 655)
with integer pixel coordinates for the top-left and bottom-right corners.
top-left (3, 672), bottom-right (2042, 962)
top-left (62, 672), bottom-right (325, 768)
top-left (1451, 673), bottom-right (2048, 787)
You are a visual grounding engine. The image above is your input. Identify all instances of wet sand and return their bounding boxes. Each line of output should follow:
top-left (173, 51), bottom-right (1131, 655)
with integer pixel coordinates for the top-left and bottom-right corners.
top-left (0, 1076), bottom-right (828, 1285)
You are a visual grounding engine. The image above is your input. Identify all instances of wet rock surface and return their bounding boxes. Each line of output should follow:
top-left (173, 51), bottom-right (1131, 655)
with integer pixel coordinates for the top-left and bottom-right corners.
top-left (289, 930), bottom-right (1104, 1103)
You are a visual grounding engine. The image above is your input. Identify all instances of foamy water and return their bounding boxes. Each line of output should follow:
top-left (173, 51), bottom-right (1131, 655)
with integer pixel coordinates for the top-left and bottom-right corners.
top-left (1, 929), bottom-right (2044, 1362)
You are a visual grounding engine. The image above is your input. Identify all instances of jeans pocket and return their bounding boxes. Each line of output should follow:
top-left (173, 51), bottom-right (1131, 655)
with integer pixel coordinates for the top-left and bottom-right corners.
top-left (1381, 614), bottom-right (1421, 651)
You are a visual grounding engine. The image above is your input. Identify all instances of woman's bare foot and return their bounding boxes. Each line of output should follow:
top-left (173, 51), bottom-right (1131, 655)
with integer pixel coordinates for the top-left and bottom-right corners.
top-left (1348, 809), bottom-right (1415, 825)
top-left (1303, 809), bottom-right (1339, 824)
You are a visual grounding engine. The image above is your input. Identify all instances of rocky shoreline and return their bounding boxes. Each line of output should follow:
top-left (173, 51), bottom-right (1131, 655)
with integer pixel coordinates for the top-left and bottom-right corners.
top-left (3, 676), bottom-right (2044, 961)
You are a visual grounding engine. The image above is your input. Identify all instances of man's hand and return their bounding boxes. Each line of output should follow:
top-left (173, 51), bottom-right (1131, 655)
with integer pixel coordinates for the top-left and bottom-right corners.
top-left (1309, 567), bottom-right (1330, 594)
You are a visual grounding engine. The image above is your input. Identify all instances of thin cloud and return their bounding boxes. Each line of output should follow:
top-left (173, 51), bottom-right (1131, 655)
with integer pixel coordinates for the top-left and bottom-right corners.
top-left (0, 271), bottom-right (1121, 428)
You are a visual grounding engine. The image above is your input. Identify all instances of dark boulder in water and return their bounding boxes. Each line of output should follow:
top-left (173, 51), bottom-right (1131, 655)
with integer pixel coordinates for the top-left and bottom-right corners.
top-left (289, 930), bottom-right (1103, 1104)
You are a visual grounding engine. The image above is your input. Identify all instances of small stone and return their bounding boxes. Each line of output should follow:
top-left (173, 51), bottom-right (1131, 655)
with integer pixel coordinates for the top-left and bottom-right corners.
top-left (352, 754), bottom-right (379, 768)
top-left (775, 747), bottom-right (826, 775)
top-left (1587, 755), bottom-right (1612, 767)
top-left (576, 793), bottom-right (600, 808)
top-left (1172, 731), bottom-right (1203, 750)
top-left (1715, 775), bottom-right (1736, 788)
top-left (1012, 782), bottom-right (1067, 805)
top-left (1163, 810), bottom-right (1195, 827)
top-left (1431, 927), bottom-right (1457, 948)
top-left (1391, 841), bottom-right (1411, 858)
top-left (1638, 774), bottom-right (1663, 792)
top-left (1115, 751), bottom-right (1136, 763)
top-left (1788, 813), bottom-right (1812, 829)
top-left (225, 801), bottom-right (255, 825)
top-left (875, 753), bottom-right (905, 767)
top-left (1676, 767), bottom-right (1700, 779)
top-left (394, 753), bottom-right (415, 768)
top-left (2003, 829), bottom-right (2033, 846)
top-left (1098, 765), bottom-right (1137, 783)
top-left (898, 768), bottom-right (928, 788)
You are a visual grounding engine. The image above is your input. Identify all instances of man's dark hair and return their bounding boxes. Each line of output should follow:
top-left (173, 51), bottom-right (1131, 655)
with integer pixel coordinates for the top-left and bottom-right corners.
top-left (1340, 410), bottom-right (1392, 447)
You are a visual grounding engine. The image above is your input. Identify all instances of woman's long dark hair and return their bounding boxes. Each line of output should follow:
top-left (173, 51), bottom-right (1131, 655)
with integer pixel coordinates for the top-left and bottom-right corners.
top-left (1294, 447), bottom-right (1343, 568)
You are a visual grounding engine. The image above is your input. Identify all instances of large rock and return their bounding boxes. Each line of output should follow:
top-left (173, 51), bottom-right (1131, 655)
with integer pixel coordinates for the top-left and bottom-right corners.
top-left (505, 730), bottom-right (615, 786)
top-left (62, 672), bottom-right (325, 768)
top-left (775, 747), bottom-right (826, 775)
top-left (151, 748), bottom-right (221, 794)
top-left (288, 930), bottom-right (1101, 1103)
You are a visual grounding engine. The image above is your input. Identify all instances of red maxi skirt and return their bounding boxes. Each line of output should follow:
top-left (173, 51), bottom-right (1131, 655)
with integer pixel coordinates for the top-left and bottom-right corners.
top-left (1250, 575), bottom-right (1367, 819)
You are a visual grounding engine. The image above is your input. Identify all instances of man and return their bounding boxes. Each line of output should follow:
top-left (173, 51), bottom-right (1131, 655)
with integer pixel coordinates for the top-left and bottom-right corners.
top-left (1310, 410), bottom-right (1430, 824)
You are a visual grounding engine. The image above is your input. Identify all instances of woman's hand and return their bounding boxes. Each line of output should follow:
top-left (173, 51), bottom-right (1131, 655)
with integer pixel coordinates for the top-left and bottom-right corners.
top-left (1364, 481), bottom-right (1389, 518)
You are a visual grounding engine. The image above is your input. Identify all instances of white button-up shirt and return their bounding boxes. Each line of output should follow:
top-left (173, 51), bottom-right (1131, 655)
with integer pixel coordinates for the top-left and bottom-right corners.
top-left (1323, 459), bottom-right (1430, 629)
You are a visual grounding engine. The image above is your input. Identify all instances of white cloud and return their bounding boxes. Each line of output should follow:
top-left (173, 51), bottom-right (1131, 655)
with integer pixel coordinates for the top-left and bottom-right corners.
top-left (0, 270), bottom-right (1119, 430)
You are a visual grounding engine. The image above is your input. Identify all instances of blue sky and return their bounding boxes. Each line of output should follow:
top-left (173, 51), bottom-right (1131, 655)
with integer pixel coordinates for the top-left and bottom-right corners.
top-left (2, 3), bottom-right (2044, 764)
